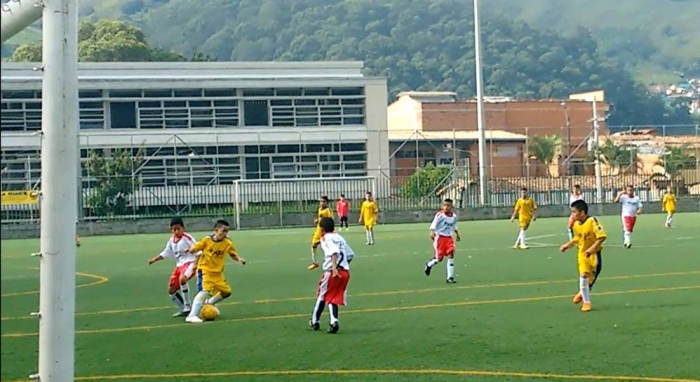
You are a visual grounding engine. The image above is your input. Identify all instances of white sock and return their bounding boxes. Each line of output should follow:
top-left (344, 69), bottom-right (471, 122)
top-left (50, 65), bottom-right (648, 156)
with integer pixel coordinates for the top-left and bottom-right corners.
top-left (180, 283), bottom-right (191, 308)
top-left (623, 231), bottom-right (631, 244)
top-left (446, 258), bottom-right (455, 279)
top-left (311, 246), bottom-right (318, 263)
top-left (518, 229), bottom-right (526, 245)
top-left (170, 292), bottom-right (185, 311)
top-left (666, 215), bottom-right (672, 225)
top-left (188, 291), bottom-right (209, 318)
top-left (205, 293), bottom-right (224, 305)
top-left (427, 258), bottom-right (439, 267)
top-left (579, 276), bottom-right (591, 303)
top-left (328, 303), bottom-right (339, 325)
top-left (369, 229), bottom-right (375, 243)
top-left (365, 230), bottom-right (371, 243)
top-left (311, 298), bottom-right (325, 324)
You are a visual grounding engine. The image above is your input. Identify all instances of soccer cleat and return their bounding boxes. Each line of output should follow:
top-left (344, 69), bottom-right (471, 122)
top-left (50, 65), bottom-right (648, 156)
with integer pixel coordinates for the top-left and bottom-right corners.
top-left (172, 310), bottom-right (189, 317)
top-left (327, 322), bottom-right (340, 334)
top-left (307, 262), bottom-right (320, 270)
top-left (309, 320), bottom-right (320, 331)
top-left (519, 245), bottom-right (529, 250)
top-left (512, 244), bottom-right (519, 249)
top-left (581, 302), bottom-right (592, 312)
top-left (623, 243), bottom-right (632, 249)
top-left (185, 316), bottom-right (203, 324)
top-left (424, 263), bottom-right (432, 276)
top-left (572, 292), bottom-right (583, 304)
top-left (446, 277), bottom-right (456, 284)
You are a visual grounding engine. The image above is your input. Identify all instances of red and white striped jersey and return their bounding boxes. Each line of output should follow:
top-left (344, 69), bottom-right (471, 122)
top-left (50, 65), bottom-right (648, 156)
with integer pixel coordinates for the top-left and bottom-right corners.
top-left (160, 233), bottom-right (198, 267)
top-left (320, 232), bottom-right (354, 271)
top-left (430, 211), bottom-right (458, 237)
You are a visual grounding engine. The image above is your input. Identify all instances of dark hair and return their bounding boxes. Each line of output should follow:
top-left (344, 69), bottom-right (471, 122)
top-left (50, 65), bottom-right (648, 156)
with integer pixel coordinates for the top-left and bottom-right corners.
top-left (573, 184), bottom-right (581, 189)
top-left (626, 185), bottom-right (634, 189)
top-left (170, 216), bottom-right (185, 228)
top-left (340, 194), bottom-right (345, 198)
top-left (521, 187), bottom-right (528, 191)
top-left (215, 219), bottom-right (230, 229)
top-left (319, 217), bottom-right (335, 232)
top-left (444, 198), bottom-right (453, 204)
top-left (320, 196), bottom-right (329, 202)
top-left (570, 199), bottom-right (588, 214)
top-left (366, 191), bottom-right (372, 195)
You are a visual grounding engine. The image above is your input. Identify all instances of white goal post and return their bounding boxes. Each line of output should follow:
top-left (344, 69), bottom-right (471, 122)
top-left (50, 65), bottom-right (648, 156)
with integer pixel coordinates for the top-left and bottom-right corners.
top-left (232, 176), bottom-right (385, 230)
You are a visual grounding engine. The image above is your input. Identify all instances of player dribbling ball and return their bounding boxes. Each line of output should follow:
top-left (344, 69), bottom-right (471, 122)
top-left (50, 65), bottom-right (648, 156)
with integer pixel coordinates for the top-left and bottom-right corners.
top-left (200, 304), bottom-right (219, 321)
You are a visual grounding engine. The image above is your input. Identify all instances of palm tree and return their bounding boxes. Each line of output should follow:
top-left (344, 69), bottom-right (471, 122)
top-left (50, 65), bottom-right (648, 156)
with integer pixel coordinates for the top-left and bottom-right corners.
top-left (528, 135), bottom-right (562, 177)
top-left (596, 140), bottom-right (638, 175)
top-left (657, 143), bottom-right (695, 180)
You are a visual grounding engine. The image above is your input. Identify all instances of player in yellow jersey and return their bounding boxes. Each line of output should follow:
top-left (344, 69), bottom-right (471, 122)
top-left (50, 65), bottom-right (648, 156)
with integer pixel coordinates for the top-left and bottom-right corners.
top-left (509, 187), bottom-right (537, 249)
top-left (359, 191), bottom-right (379, 245)
top-left (560, 200), bottom-right (606, 313)
top-left (662, 185), bottom-right (677, 228)
top-left (185, 219), bottom-right (246, 323)
top-left (309, 196), bottom-right (334, 270)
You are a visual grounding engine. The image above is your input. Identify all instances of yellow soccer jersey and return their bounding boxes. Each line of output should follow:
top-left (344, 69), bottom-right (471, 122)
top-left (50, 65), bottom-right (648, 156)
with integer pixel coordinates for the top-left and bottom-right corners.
top-left (573, 216), bottom-right (607, 256)
top-left (663, 193), bottom-right (677, 211)
top-left (191, 235), bottom-right (238, 274)
top-left (514, 198), bottom-right (537, 220)
top-left (316, 207), bottom-right (334, 228)
top-left (360, 201), bottom-right (379, 222)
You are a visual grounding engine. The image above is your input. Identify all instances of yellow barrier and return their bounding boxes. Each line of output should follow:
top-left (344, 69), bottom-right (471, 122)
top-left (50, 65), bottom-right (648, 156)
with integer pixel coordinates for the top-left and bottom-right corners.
top-left (1, 191), bottom-right (39, 205)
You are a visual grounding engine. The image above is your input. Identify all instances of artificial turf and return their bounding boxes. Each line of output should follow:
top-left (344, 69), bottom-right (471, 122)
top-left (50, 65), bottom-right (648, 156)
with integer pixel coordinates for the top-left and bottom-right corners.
top-left (2, 213), bottom-right (699, 382)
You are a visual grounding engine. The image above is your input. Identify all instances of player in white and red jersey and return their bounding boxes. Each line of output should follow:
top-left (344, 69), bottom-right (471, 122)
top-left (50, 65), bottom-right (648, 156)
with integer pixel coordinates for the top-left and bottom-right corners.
top-left (148, 217), bottom-right (199, 316)
top-left (424, 198), bottom-right (462, 283)
top-left (567, 184), bottom-right (585, 240)
top-left (613, 185), bottom-right (643, 248)
top-left (309, 217), bottom-right (353, 334)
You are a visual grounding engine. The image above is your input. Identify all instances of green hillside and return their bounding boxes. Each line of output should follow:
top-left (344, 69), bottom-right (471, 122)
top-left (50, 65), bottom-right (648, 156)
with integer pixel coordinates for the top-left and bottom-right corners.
top-left (4, 0), bottom-right (698, 82)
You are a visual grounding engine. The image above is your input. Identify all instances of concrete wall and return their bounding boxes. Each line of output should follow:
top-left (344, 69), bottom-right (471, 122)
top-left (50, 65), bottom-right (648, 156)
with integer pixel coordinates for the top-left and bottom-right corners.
top-left (2, 200), bottom-right (698, 240)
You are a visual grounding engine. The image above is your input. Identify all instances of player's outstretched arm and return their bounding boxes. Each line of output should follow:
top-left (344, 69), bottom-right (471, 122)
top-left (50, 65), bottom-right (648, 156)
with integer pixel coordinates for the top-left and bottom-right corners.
top-left (148, 255), bottom-right (164, 265)
top-left (559, 239), bottom-right (576, 252)
top-left (188, 239), bottom-right (206, 254)
top-left (509, 208), bottom-right (518, 222)
top-left (330, 253), bottom-right (339, 277)
top-left (613, 191), bottom-right (624, 203)
top-left (454, 229), bottom-right (461, 242)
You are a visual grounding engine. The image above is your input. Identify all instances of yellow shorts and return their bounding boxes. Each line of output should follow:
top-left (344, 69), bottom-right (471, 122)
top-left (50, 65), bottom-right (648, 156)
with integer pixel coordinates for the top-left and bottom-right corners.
top-left (519, 218), bottom-right (532, 229)
top-left (577, 251), bottom-right (601, 276)
top-left (197, 270), bottom-right (231, 295)
top-left (311, 229), bottom-right (322, 246)
top-left (363, 219), bottom-right (375, 229)
top-left (667, 209), bottom-right (676, 214)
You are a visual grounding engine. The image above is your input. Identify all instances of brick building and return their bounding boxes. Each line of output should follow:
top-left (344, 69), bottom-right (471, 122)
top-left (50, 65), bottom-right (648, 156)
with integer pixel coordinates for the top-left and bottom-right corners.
top-left (387, 91), bottom-right (610, 179)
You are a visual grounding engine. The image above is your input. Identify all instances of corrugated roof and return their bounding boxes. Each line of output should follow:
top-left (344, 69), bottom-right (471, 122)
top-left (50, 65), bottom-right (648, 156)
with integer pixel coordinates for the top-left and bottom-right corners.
top-left (607, 134), bottom-right (700, 149)
top-left (388, 129), bottom-right (527, 142)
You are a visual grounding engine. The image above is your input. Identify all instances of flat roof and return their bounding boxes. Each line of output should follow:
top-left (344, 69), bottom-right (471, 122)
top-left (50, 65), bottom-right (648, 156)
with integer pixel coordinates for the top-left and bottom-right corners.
top-left (388, 130), bottom-right (527, 142)
top-left (1, 61), bottom-right (367, 81)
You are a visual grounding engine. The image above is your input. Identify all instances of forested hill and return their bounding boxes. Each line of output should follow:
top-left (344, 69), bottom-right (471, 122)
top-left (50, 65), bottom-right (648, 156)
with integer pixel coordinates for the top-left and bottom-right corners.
top-left (126, 0), bottom-right (692, 127)
top-left (4, 0), bottom-right (697, 129)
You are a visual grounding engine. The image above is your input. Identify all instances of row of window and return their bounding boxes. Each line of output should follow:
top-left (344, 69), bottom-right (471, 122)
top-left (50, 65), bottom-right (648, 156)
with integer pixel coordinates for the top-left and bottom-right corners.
top-left (1, 88), bottom-right (364, 100)
top-left (1, 97), bottom-right (366, 131)
top-left (0, 143), bottom-right (368, 188)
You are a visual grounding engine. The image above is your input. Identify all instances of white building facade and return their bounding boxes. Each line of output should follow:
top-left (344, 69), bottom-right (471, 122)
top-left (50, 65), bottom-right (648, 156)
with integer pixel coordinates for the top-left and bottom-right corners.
top-left (1, 62), bottom-right (389, 196)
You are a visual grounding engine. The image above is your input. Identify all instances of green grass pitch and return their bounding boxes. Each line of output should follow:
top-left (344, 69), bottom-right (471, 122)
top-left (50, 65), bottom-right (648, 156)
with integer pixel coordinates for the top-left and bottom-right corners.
top-left (2, 213), bottom-right (700, 382)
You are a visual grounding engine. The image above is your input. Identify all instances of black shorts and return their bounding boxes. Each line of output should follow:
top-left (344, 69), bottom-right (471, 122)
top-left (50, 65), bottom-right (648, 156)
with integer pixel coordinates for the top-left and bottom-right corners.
top-left (340, 216), bottom-right (348, 222)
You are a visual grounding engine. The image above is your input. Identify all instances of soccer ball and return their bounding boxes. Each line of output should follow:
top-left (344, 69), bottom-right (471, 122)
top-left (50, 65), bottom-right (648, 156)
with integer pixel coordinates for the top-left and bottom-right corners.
top-left (200, 304), bottom-right (219, 321)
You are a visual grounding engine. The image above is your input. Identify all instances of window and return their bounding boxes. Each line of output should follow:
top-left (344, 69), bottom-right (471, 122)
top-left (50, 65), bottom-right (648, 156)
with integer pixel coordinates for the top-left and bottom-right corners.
top-left (304, 88), bottom-right (329, 96)
top-left (243, 89), bottom-right (274, 97)
top-left (144, 89), bottom-right (172, 98)
top-left (245, 157), bottom-right (270, 180)
top-left (79, 90), bottom-right (102, 99)
top-left (110, 102), bottom-right (137, 129)
top-left (243, 100), bottom-right (269, 126)
top-left (109, 89), bottom-right (142, 98)
top-left (331, 87), bottom-right (363, 96)
top-left (174, 89), bottom-right (202, 98)
top-left (204, 89), bottom-right (236, 97)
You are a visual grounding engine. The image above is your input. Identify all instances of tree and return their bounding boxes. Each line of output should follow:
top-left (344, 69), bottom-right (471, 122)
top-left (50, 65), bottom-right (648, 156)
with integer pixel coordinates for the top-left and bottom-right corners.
top-left (528, 135), bottom-right (562, 177)
top-left (657, 143), bottom-right (696, 178)
top-left (83, 148), bottom-right (143, 216)
top-left (9, 20), bottom-right (187, 62)
top-left (400, 162), bottom-right (452, 200)
top-left (596, 140), bottom-right (638, 175)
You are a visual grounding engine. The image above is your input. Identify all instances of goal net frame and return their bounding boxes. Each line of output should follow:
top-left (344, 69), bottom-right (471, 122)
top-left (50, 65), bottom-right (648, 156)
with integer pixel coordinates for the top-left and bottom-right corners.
top-left (232, 176), bottom-right (381, 230)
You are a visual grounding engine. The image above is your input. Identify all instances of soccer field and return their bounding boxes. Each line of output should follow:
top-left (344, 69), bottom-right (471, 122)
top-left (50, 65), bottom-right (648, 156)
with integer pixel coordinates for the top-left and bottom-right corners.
top-left (2, 213), bottom-right (700, 382)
